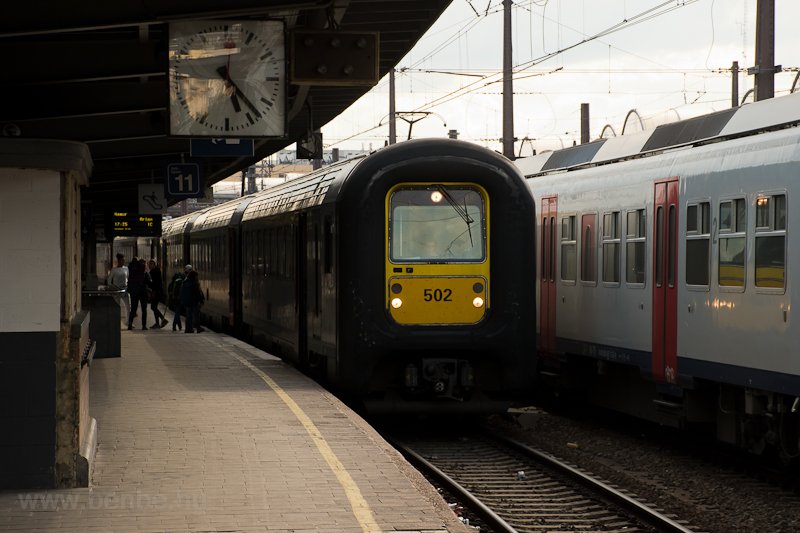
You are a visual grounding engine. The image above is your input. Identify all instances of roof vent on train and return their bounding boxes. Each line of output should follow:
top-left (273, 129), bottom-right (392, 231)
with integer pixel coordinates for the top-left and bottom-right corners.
top-left (540, 139), bottom-right (606, 171)
top-left (517, 92), bottom-right (800, 178)
top-left (720, 91), bottom-right (800, 136)
top-left (640, 107), bottom-right (737, 152)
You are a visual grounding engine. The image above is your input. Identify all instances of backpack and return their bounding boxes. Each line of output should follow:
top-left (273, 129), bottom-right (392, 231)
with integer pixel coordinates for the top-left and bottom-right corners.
top-left (170, 274), bottom-right (184, 304)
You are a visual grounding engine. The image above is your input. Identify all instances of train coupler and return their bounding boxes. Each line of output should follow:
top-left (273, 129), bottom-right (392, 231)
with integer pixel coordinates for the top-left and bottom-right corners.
top-left (405, 358), bottom-right (473, 400)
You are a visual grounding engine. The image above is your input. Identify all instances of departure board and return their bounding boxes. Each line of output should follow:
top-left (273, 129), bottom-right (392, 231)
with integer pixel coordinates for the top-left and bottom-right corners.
top-left (109, 212), bottom-right (162, 236)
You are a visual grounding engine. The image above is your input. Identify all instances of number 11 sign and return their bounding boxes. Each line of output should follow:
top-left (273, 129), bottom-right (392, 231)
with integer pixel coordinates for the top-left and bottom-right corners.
top-left (166, 163), bottom-right (203, 198)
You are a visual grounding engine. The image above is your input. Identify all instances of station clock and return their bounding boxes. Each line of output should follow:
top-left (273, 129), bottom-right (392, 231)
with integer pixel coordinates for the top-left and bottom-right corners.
top-left (168, 20), bottom-right (287, 137)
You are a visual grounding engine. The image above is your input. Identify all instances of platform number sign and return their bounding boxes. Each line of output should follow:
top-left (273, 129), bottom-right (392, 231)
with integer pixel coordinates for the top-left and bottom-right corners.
top-left (166, 163), bottom-right (203, 198)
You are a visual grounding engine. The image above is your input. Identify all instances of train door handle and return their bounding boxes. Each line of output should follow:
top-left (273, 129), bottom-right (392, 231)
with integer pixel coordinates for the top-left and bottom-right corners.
top-left (561, 296), bottom-right (566, 303)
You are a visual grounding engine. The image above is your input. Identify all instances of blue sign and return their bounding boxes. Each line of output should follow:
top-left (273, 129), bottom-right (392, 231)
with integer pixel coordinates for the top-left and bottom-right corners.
top-left (190, 138), bottom-right (255, 157)
top-left (166, 163), bottom-right (203, 198)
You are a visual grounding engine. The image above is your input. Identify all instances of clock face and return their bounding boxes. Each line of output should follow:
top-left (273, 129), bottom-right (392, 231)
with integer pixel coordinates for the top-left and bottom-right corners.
top-left (169, 20), bottom-right (286, 137)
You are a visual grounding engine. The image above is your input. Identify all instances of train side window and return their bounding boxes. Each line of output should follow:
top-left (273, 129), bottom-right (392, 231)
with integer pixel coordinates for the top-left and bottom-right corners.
top-left (718, 198), bottom-right (746, 288)
top-left (276, 227), bottom-right (284, 278)
top-left (252, 232), bottom-right (257, 275)
top-left (244, 232), bottom-right (251, 275)
top-left (257, 230), bottom-right (264, 276)
top-left (290, 225), bottom-right (295, 275)
top-left (324, 216), bottom-right (333, 274)
top-left (686, 201), bottom-right (710, 287)
top-left (281, 228), bottom-right (287, 278)
top-left (626, 209), bottom-right (646, 285)
top-left (549, 216), bottom-right (556, 282)
top-left (755, 193), bottom-right (786, 290)
top-left (602, 211), bottom-right (620, 283)
top-left (270, 228), bottom-right (277, 276)
top-left (540, 215), bottom-right (556, 282)
top-left (541, 218), bottom-right (548, 278)
top-left (284, 226), bottom-right (290, 277)
top-left (560, 215), bottom-right (576, 282)
top-left (686, 204), bottom-right (698, 233)
top-left (668, 205), bottom-right (676, 288)
top-left (719, 202), bottom-right (732, 231)
top-left (655, 207), bottom-right (663, 287)
top-left (580, 214), bottom-right (596, 283)
top-left (190, 242), bottom-right (197, 271)
top-left (222, 235), bottom-right (227, 275)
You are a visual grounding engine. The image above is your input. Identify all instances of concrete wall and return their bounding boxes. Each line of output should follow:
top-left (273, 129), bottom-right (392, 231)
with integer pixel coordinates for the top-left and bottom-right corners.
top-left (0, 139), bottom-right (92, 489)
top-left (0, 168), bottom-right (63, 487)
top-left (0, 169), bottom-right (61, 332)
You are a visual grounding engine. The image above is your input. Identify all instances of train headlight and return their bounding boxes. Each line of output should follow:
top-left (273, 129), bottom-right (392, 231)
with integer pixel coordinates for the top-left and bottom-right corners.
top-left (430, 191), bottom-right (443, 203)
top-left (472, 297), bottom-right (484, 308)
top-left (391, 297), bottom-right (403, 309)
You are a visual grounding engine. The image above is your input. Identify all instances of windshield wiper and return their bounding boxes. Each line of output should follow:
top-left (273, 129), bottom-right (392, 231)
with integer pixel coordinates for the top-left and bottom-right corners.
top-left (436, 185), bottom-right (474, 248)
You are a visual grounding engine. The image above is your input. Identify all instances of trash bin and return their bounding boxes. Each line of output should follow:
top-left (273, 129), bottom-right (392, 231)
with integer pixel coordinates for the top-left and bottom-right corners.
top-left (82, 289), bottom-right (123, 358)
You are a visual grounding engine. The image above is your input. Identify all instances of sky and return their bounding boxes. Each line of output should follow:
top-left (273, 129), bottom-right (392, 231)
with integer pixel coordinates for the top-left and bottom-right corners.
top-left (315, 0), bottom-right (800, 156)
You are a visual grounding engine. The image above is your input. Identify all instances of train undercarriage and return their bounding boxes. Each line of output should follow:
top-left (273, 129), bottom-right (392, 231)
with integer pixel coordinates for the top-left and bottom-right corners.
top-left (538, 354), bottom-right (800, 464)
top-left (360, 351), bottom-right (528, 415)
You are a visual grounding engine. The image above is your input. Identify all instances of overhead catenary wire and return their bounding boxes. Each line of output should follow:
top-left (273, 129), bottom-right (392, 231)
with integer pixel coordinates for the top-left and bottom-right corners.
top-left (327, 0), bottom-right (707, 148)
top-left (410, 1), bottom-right (702, 115)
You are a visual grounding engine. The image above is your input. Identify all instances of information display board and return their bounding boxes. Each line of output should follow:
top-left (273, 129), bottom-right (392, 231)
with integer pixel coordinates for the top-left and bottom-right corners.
top-left (108, 212), bottom-right (162, 236)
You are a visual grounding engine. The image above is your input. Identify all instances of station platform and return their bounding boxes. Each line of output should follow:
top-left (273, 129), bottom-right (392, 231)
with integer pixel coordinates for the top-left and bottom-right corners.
top-left (0, 320), bottom-right (469, 532)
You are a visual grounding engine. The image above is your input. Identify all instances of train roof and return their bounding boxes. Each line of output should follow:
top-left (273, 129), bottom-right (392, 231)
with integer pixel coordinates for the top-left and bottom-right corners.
top-left (162, 208), bottom-right (208, 238)
top-left (516, 91), bottom-right (800, 177)
top-left (191, 194), bottom-right (257, 232)
top-left (241, 155), bottom-right (365, 222)
top-left (160, 138), bottom-right (527, 234)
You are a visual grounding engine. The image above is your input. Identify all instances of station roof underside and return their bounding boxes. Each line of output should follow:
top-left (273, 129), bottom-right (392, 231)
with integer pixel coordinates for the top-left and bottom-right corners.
top-left (0, 0), bottom-right (451, 213)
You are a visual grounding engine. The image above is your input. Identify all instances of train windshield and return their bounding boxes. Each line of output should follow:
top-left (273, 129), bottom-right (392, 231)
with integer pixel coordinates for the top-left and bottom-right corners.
top-left (390, 185), bottom-right (485, 262)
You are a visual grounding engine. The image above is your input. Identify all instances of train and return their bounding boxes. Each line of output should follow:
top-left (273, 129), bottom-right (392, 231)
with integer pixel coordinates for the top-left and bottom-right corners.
top-left (516, 91), bottom-right (800, 460)
top-left (94, 236), bottom-right (159, 288)
top-left (160, 139), bottom-right (538, 412)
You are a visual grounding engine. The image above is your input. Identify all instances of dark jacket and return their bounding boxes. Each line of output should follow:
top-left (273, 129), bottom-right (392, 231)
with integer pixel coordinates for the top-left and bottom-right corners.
top-left (149, 266), bottom-right (164, 298)
top-left (168, 272), bottom-right (184, 307)
top-left (179, 277), bottom-right (203, 307)
top-left (128, 260), bottom-right (147, 295)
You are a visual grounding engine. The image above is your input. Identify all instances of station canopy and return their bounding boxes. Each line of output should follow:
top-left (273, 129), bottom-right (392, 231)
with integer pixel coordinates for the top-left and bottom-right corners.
top-left (0, 0), bottom-right (451, 215)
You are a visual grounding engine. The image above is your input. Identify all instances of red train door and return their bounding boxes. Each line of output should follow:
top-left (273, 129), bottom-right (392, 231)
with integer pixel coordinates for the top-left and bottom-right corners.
top-left (652, 179), bottom-right (679, 384)
top-left (540, 196), bottom-right (557, 354)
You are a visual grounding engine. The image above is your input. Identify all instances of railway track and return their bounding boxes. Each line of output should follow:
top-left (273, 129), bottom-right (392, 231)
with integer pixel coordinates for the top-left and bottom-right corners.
top-left (387, 429), bottom-right (697, 533)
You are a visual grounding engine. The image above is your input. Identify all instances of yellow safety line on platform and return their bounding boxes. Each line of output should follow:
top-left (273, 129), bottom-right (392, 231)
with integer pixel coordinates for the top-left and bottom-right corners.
top-left (229, 352), bottom-right (382, 533)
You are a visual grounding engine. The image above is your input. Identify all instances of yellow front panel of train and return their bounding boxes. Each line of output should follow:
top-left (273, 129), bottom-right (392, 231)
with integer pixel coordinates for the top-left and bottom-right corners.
top-left (388, 276), bottom-right (487, 325)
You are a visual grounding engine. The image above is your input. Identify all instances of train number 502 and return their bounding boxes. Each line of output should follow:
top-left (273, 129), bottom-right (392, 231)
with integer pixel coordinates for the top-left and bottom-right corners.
top-left (423, 288), bottom-right (452, 302)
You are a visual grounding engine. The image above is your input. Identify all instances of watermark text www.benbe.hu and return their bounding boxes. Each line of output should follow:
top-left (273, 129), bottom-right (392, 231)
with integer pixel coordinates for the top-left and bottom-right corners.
top-left (16, 490), bottom-right (207, 512)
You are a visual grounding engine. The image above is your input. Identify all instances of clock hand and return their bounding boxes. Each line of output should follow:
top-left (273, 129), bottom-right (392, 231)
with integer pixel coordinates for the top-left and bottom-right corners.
top-left (216, 65), bottom-right (261, 118)
top-left (230, 82), bottom-right (261, 118)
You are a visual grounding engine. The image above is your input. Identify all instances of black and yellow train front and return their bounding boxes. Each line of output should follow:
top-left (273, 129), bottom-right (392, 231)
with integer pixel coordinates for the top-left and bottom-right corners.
top-left (335, 139), bottom-right (536, 412)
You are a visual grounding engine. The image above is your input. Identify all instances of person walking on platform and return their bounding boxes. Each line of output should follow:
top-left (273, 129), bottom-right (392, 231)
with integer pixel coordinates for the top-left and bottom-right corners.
top-left (127, 257), bottom-right (149, 330)
top-left (107, 253), bottom-right (130, 322)
top-left (169, 265), bottom-right (190, 331)
top-left (147, 259), bottom-right (169, 329)
top-left (179, 269), bottom-right (205, 333)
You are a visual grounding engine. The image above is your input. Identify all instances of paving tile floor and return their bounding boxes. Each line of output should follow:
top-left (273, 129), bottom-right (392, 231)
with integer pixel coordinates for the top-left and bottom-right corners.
top-left (0, 321), bottom-right (469, 533)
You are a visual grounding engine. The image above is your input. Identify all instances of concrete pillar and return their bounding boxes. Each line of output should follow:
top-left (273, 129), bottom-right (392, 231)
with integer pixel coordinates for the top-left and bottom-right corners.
top-left (0, 139), bottom-right (93, 489)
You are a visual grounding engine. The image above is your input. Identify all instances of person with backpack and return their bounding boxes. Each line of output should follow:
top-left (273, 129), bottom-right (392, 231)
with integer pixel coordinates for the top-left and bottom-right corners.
top-left (179, 269), bottom-right (205, 333)
top-left (169, 265), bottom-right (190, 331)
